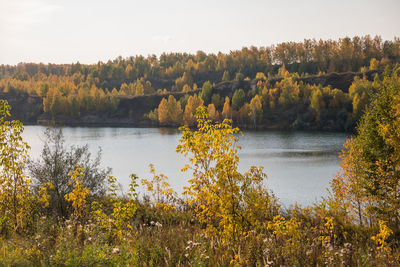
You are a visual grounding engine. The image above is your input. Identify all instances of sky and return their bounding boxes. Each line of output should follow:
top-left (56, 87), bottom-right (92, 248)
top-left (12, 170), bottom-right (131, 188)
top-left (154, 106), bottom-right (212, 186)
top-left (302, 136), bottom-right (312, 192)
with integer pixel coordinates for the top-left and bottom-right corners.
top-left (1, 0), bottom-right (399, 65)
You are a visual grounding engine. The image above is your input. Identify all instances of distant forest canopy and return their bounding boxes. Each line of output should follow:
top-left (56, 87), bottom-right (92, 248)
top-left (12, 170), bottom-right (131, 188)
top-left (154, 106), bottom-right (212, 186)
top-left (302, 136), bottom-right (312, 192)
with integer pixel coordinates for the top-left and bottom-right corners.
top-left (0, 35), bottom-right (399, 130)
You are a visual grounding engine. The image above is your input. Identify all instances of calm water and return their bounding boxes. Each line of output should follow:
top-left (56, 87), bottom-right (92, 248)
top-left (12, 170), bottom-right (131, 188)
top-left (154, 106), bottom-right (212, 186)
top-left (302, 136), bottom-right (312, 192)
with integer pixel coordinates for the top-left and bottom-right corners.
top-left (22, 126), bottom-right (347, 207)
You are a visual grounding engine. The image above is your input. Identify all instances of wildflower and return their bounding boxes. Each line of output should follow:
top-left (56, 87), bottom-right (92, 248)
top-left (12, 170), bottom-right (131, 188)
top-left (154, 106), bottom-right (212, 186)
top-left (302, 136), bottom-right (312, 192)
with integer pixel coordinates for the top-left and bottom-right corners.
top-left (112, 248), bottom-right (120, 254)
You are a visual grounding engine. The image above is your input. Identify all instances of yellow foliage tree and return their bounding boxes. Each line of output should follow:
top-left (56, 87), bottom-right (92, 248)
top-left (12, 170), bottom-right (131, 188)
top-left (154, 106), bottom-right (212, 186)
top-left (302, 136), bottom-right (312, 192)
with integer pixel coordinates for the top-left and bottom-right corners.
top-left (65, 165), bottom-right (90, 221)
top-left (207, 103), bottom-right (219, 122)
top-left (166, 95), bottom-right (183, 124)
top-left (332, 68), bottom-right (400, 229)
top-left (91, 174), bottom-right (138, 241)
top-left (158, 98), bottom-right (168, 124)
top-left (177, 107), bottom-right (269, 250)
top-left (183, 94), bottom-right (204, 126)
top-left (221, 96), bottom-right (231, 119)
top-left (331, 138), bottom-right (371, 226)
top-left (310, 88), bottom-right (325, 122)
top-left (250, 95), bottom-right (263, 127)
top-left (141, 164), bottom-right (177, 211)
top-left (0, 100), bottom-right (31, 231)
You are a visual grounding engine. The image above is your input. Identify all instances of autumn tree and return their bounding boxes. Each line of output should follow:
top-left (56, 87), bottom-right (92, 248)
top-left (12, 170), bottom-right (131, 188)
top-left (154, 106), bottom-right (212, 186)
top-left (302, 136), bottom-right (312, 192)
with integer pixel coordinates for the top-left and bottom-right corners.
top-left (141, 164), bottom-right (177, 211)
top-left (277, 76), bottom-right (300, 107)
top-left (255, 72), bottom-right (267, 80)
top-left (91, 174), bottom-right (138, 242)
top-left (369, 58), bottom-right (379, 70)
top-left (182, 84), bottom-right (191, 92)
top-left (65, 165), bottom-right (90, 221)
top-left (238, 103), bottom-right (251, 125)
top-left (249, 95), bottom-right (263, 127)
top-left (183, 94), bottom-right (204, 126)
top-left (158, 98), bottom-right (168, 124)
top-left (175, 72), bottom-right (193, 91)
top-left (177, 107), bottom-right (272, 251)
top-left (328, 89), bottom-right (346, 109)
top-left (135, 82), bottom-right (144, 95)
top-left (0, 100), bottom-right (31, 231)
top-left (207, 103), bottom-right (219, 121)
top-left (332, 68), bottom-right (400, 229)
top-left (166, 95), bottom-right (183, 124)
top-left (222, 97), bottom-right (232, 119)
top-left (349, 76), bottom-right (377, 120)
top-left (331, 138), bottom-right (371, 226)
top-left (310, 88), bottom-right (325, 122)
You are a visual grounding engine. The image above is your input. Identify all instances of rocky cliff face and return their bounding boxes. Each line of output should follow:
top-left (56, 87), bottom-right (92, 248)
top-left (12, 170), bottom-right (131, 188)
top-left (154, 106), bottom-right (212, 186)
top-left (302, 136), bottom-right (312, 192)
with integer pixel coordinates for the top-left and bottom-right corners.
top-left (0, 92), bottom-right (43, 124)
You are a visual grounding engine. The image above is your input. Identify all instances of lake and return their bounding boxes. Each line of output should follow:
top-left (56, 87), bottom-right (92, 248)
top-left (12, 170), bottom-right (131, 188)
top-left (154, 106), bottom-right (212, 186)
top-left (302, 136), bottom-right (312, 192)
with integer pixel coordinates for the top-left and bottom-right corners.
top-left (23, 126), bottom-right (348, 207)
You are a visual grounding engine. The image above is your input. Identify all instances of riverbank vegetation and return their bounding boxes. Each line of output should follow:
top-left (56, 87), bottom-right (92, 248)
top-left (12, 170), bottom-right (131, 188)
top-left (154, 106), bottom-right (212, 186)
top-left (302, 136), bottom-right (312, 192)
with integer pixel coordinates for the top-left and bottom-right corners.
top-left (0, 66), bottom-right (400, 266)
top-left (1, 36), bottom-right (399, 131)
top-left (148, 65), bottom-right (379, 130)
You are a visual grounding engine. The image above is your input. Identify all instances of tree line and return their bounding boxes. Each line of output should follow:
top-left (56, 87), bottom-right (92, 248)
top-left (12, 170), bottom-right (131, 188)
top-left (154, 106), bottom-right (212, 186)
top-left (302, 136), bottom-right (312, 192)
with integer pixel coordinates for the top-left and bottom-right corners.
top-left (149, 64), bottom-right (385, 131)
top-left (0, 35), bottom-right (399, 118)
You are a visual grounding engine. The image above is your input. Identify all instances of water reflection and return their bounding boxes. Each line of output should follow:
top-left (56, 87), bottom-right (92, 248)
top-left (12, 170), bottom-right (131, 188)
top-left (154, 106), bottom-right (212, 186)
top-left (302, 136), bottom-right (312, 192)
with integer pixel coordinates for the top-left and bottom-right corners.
top-left (22, 126), bottom-right (347, 207)
top-left (240, 150), bottom-right (340, 159)
top-left (158, 127), bottom-right (180, 135)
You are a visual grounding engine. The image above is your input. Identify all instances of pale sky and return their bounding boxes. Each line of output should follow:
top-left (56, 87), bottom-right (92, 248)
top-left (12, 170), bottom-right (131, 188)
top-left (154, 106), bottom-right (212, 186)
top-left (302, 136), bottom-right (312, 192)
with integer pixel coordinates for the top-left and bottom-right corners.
top-left (1, 0), bottom-right (399, 65)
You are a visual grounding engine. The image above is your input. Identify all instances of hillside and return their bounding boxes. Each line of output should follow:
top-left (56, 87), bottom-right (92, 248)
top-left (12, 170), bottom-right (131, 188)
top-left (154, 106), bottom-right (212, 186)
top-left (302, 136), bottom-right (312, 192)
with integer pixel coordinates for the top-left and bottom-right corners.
top-left (0, 70), bottom-right (381, 131)
top-left (1, 35), bottom-right (398, 131)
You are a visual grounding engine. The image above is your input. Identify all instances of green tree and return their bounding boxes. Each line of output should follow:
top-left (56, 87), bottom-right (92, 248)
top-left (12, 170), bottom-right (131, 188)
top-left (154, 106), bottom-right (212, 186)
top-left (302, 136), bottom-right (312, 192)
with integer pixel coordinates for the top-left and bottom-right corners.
top-left (332, 68), bottom-right (400, 229)
top-left (234, 72), bottom-right (244, 81)
top-left (310, 88), bottom-right (325, 122)
top-left (232, 89), bottom-right (246, 110)
top-left (277, 76), bottom-right (300, 107)
top-left (28, 128), bottom-right (110, 217)
top-left (222, 70), bottom-right (230, 82)
top-left (211, 93), bottom-right (223, 110)
top-left (349, 76), bottom-right (377, 120)
top-left (201, 81), bottom-right (213, 105)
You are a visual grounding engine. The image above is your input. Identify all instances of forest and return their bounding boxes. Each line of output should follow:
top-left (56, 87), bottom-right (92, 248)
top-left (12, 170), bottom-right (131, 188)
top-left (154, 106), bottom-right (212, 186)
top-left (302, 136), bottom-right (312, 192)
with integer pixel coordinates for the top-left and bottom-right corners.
top-left (1, 35), bottom-right (400, 131)
top-left (0, 64), bottom-right (399, 265)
